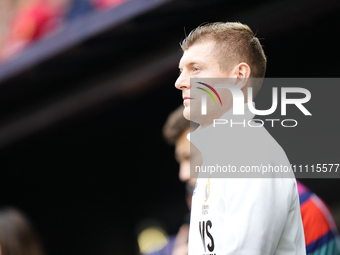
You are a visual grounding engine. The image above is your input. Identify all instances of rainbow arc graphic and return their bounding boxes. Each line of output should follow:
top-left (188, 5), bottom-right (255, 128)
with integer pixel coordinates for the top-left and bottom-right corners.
top-left (196, 82), bottom-right (223, 106)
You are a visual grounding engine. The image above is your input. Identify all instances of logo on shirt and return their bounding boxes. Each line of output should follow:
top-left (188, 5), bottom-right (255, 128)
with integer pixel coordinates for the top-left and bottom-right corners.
top-left (204, 178), bottom-right (210, 202)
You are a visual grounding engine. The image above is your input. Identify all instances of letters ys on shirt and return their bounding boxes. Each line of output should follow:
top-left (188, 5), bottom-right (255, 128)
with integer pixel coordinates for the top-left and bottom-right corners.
top-left (199, 220), bottom-right (215, 254)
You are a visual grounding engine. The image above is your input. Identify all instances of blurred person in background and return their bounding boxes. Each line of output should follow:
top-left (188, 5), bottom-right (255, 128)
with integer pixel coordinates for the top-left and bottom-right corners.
top-left (0, 0), bottom-right (70, 62)
top-left (161, 105), bottom-right (340, 255)
top-left (0, 207), bottom-right (45, 255)
top-left (141, 107), bottom-right (199, 255)
top-left (0, 0), bottom-right (130, 63)
top-left (0, 0), bottom-right (17, 55)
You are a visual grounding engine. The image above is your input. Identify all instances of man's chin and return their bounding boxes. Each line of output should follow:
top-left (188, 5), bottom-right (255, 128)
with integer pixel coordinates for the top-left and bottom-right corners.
top-left (183, 107), bottom-right (190, 120)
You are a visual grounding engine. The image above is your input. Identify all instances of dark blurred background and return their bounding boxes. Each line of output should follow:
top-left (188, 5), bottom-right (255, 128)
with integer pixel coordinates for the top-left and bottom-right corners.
top-left (0, 0), bottom-right (339, 254)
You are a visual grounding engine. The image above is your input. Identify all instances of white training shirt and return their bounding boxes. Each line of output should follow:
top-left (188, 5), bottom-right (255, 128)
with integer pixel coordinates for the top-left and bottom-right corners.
top-left (187, 105), bottom-right (306, 255)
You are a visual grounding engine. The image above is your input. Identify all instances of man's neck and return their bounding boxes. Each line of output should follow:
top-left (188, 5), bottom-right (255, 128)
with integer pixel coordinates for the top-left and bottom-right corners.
top-left (199, 105), bottom-right (234, 129)
top-left (198, 101), bottom-right (250, 129)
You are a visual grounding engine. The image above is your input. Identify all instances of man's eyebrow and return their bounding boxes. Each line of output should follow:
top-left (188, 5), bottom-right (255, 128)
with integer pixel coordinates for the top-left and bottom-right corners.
top-left (188, 61), bottom-right (203, 65)
top-left (179, 60), bottom-right (204, 69)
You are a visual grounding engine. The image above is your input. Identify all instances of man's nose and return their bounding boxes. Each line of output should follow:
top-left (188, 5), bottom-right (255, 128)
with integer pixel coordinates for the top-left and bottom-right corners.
top-left (175, 72), bottom-right (190, 91)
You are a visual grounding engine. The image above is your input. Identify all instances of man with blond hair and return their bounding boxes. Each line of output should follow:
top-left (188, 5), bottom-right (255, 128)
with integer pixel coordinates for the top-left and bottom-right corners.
top-left (175, 22), bottom-right (305, 254)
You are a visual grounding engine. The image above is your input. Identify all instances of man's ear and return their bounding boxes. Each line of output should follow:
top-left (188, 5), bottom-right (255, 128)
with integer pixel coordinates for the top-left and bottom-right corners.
top-left (230, 62), bottom-right (251, 89)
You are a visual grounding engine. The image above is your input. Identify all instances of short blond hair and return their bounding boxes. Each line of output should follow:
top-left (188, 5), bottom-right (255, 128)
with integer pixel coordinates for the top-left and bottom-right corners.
top-left (181, 22), bottom-right (267, 97)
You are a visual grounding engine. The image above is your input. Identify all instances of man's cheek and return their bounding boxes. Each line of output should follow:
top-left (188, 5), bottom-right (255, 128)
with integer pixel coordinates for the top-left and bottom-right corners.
top-left (217, 87), bottom-right (233, 104)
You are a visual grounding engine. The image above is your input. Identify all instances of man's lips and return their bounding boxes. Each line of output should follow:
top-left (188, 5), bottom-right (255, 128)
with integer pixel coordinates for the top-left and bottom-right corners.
top-left (183, 97), bottom-right (193, 100)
